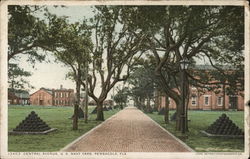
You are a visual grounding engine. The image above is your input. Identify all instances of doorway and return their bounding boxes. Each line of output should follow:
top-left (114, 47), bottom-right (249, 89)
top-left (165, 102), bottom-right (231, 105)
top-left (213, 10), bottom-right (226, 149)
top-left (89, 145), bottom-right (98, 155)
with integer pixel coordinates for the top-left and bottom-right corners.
top-left (39, 100), bottom-right (44, 105)
top-left (229, 96), bottom-right (238, 110)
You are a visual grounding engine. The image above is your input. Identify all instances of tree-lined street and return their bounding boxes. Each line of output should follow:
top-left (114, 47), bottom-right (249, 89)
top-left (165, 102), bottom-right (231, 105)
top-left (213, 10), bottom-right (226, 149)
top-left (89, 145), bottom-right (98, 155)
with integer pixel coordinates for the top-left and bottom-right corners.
top-left (62, 107), bottom-right (192, 152)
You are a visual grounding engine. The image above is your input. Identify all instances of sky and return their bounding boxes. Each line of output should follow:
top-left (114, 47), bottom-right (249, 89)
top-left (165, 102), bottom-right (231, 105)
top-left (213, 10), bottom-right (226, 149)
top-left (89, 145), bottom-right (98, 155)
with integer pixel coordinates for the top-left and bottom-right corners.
top-left (10, 5), bottom-right (211, 99)
top-left (11, 5), bottom-right (131, 100)
top-left (11, 6), bottom-right (97, 94)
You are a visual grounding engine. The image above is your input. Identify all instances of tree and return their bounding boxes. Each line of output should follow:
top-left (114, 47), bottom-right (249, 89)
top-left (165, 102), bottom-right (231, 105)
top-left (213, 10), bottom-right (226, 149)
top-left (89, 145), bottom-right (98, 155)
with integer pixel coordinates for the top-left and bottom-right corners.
top-left (121, 6), bottom-right (244, 132)
top-left (8, 63), bottom-right (33, 90)
top-left (8, 5), bottom-right (49, 61)
top-left (8, 5), bottom-right (62, 90)
top-left (113, 87), bottom-right (129, 109)
top-left (80, 6), bottom-right (145, 121)
top-left (46, 14), bottom-right (93, 130)
top-left (128, 60), bottom-right (156, 113)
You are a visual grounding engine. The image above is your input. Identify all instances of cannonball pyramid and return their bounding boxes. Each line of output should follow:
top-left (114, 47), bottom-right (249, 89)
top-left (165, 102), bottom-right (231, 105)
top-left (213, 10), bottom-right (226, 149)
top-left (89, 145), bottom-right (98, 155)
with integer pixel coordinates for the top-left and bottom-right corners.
top-left (9, 111), bottom-right (57, 135)
top-left (205, 113), bottom-right (244, 136)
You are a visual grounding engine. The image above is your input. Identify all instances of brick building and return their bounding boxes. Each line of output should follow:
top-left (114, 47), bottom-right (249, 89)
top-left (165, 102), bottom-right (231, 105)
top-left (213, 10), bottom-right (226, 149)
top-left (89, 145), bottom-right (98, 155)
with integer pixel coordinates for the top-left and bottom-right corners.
top-left (157, 88), bottom-right (244, 111)
top-left (157, 65), bottom-right (244, 111)
top-left (8, 89), bottom-right (30, 105)
top-left (30, 85), bottom-right (74, 106)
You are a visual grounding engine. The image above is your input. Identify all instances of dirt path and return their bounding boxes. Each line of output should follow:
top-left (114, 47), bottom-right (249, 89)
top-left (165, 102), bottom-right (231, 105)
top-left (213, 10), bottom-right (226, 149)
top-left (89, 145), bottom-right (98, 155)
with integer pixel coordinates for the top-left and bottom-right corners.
top-left (62, 107), bottom-right (193, 152)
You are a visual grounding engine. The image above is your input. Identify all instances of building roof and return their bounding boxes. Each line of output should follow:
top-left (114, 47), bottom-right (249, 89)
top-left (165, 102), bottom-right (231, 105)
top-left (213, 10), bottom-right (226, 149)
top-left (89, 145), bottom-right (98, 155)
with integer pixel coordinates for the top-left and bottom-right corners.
top-left (190, 65), bottom-right (236, 70)
top-left (30, 88), bottom-right (53, 97)
top-left (40, 87), bottom-right (53, 95)
top-left (15, 92), bottom-right (29, 99)
top-left (8, 89), bottom-right (30, 99)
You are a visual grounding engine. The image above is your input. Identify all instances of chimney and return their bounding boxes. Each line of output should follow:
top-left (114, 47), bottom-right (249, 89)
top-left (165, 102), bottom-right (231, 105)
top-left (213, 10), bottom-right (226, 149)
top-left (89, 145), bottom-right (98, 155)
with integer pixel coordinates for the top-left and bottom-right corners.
top-left (60, 85), bottom-right (63, 89)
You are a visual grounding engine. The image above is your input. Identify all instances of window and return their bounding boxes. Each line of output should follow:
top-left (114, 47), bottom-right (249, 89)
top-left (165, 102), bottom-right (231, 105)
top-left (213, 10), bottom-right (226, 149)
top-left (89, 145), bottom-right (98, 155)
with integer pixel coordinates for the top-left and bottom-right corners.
top-left (217, 97), bottom-right (223, 106)
top-left (204, 95), bottom-right (210, 106)
top-left (191, 96), bottom-right (197, 106)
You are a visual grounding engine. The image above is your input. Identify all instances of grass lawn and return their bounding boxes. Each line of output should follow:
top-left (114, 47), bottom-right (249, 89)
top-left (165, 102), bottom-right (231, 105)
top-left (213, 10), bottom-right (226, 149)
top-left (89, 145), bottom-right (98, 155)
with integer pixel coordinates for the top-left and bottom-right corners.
top-left (146, 110), bottom-right (244, 152)
top-left (8, 105), bottom-right (120, 152)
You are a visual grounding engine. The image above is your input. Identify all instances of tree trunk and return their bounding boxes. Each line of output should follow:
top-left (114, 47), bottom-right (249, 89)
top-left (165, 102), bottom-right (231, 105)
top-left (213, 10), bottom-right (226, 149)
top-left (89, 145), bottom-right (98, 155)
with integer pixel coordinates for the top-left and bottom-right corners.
top-left (135, 97), bottom-right (139, 108)
top-left (164, 95), bottom-right (169, 124)
top-left (222, 82), bottom-right (226, 110)
top-left (185, 92), bottom-right (189, 132)
top-left (84, 62), bottom-right (89, 123)
top-left (142, 98), bottom-right (146, 110)
top-left (139, 97), bottom-right (143, 110)
top-left (96, 101), bottom-right (104, 121)
top-left (155, 90), bottom-right (159, 111)
top-left (73, 79), bottom-right (81, 130)
top-left (146, 96), bottom-right (150, 112)
top-left (120, 102), bottom-right (124, 109)
top-left (176, 101), bottom-right (181, 131)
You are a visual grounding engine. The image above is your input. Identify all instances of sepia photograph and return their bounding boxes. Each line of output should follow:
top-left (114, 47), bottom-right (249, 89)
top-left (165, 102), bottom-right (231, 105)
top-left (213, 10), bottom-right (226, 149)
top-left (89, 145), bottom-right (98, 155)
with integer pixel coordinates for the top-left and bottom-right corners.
top-left (0, 0), bottom-right (249, 159)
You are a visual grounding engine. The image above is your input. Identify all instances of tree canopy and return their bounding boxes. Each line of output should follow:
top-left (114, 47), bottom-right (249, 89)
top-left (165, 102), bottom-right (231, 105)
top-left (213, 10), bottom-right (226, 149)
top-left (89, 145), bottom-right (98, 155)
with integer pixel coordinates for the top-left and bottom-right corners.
top-left (119, 5), bottom-right (244, 130)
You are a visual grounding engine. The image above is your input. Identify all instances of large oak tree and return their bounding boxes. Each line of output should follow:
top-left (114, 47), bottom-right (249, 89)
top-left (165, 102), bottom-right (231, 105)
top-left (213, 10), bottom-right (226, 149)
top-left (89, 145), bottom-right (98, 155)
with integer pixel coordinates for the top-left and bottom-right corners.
top-left (120, 6), bottom-right (244, 131)
top-left (80, 6), bottom-right (145, 121)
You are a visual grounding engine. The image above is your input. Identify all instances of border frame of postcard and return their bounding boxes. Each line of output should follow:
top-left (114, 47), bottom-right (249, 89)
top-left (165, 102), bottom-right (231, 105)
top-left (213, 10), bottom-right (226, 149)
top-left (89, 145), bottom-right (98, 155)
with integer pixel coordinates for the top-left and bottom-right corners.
top-left (0, 0), bottom-right (249, 159)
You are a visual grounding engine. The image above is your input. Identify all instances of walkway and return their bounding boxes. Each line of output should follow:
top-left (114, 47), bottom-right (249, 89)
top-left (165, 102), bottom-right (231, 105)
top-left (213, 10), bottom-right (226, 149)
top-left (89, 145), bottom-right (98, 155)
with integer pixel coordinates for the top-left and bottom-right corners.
top-left (61, 107), bottom-right (193, 152)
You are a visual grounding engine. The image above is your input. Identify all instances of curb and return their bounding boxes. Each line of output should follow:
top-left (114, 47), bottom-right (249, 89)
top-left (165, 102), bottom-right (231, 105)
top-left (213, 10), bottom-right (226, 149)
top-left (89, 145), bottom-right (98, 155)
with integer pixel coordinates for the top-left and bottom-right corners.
top-left (60, 109), bottom-right (123, 152)
top-left (139, 110), bottom-right (195, 152)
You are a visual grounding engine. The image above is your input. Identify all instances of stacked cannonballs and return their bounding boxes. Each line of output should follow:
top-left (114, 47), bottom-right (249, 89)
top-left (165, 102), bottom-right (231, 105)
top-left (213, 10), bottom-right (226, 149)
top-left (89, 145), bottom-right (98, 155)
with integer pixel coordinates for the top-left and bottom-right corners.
top-left (206, 113), bottom-right (244, 136)
top-left (13, 111), bottom-right (51, 132)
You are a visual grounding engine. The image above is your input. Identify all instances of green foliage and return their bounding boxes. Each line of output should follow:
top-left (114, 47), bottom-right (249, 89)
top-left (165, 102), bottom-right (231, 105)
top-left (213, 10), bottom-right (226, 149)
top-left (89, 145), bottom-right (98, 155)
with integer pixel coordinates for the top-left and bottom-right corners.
top-left (8, 5), bottom-right (56, 91)
top-left (113, 87), bottom-right (129, 106)
top-left (121, 5), bottom-right (244, 106)
top-left (147, 110), bottom-right (244, 152)
top-left (128, 66), bottom-right (155, 100)
top-left (8, 5), bottom-right (48, 62)
top-left (81, 6), bottom-right (146, 112)
top-left (8, 105), bottom-right (120, 152)
top-left (8, 63), bottom-right (33, 90)
top-left (46, 14), bottom-right (93, 68)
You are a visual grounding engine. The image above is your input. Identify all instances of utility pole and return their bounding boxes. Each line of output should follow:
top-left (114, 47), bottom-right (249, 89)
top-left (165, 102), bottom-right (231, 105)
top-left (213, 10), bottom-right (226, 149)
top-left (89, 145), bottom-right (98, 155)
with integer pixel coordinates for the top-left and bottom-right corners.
top-left (84, 61), bottom-right (89, 123)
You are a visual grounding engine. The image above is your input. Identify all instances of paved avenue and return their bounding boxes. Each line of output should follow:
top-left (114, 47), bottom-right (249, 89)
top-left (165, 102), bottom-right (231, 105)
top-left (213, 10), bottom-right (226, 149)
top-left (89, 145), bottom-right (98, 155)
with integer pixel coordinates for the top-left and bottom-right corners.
top-left (62, 107), bottom-right (192, 152)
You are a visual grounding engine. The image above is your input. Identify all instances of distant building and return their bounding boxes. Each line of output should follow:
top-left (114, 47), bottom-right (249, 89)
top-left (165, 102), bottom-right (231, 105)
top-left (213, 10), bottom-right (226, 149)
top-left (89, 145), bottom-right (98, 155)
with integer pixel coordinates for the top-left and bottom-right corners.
top-left (157, 65), bottom-right (244, 111)
top-left (157, 88), bottom-right (244, 111)
top-left (8, 89), bottom-right (30, 105)
top-left (30, 85), bottom-right (74, 106)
